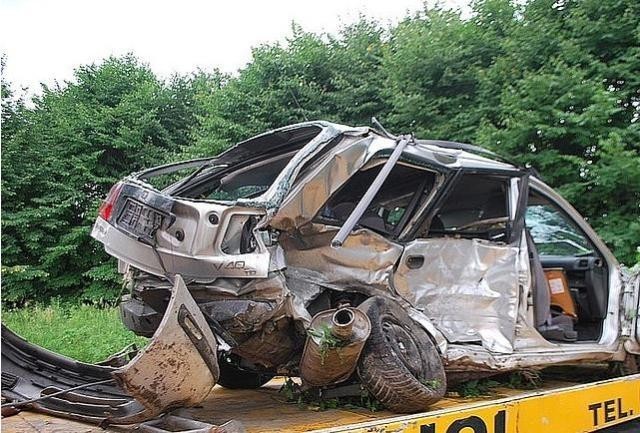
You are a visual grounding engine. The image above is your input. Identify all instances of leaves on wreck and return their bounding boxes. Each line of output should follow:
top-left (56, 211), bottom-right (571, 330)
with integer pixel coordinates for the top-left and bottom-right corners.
top-left (453, 379), bottom-right (502, 398)
top-left (279, 378), bottom-right (383, 412)
top-left (420, 378), bottom-right (443, 390)
top-left (506, 370), bottom-right (543, 390)
top-left (307, 324), bottom-right (349, 365)
top-left (453, 371), bottom-right (543, 398)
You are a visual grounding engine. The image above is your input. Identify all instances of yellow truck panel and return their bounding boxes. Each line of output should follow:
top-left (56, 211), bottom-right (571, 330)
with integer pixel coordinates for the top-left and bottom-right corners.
top-left (3, 374), bottom-right (638, 433)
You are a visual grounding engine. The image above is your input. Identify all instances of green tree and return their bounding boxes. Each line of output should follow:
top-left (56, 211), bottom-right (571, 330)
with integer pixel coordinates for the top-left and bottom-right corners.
top-left (1, 55), bottom-right (199, 303)
top-left (2, 0), bottom-right (639, 307)
top-left (384, 2), bottom-right (515, 141)
top-left (192, 21), bottom-right (388, 157)
top-left (475, 0), bottom-right (640, 263)
top-left (1, 56), bottom-right (26, 144)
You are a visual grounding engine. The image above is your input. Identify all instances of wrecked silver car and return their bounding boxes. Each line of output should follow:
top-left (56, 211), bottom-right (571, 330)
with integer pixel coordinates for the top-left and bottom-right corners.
top-left (4, 121), bottom-right (639, 423)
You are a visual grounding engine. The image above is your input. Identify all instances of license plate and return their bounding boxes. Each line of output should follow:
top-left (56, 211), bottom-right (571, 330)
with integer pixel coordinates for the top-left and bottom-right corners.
top-left (117, 199), bottom-right (164, 239)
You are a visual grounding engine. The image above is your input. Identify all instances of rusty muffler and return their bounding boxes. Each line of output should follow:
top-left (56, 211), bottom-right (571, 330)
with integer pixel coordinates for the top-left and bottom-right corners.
top-left (300, 307), bottom-right (371, 386)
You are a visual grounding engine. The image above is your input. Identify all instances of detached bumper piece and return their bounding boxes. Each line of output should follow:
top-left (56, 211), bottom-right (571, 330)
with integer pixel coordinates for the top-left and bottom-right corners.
top-left (1, 325), bottom-right (139, 423)
top-left (1, 275), bottom-right (220, 426)
top-left (139, 415), bottom-right (245, 433)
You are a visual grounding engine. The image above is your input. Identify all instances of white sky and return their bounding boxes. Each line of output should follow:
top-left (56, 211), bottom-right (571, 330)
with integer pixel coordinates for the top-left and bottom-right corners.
top-left (1, 0), bottom-right (471, 95)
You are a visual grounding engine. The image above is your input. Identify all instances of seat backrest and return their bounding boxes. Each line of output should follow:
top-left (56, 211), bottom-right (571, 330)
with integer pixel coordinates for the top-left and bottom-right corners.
top-left (526, 230), bottom-right (551, 327)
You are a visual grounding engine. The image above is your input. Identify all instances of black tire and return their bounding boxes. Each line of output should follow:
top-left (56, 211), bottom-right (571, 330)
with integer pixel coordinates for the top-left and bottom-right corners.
top-left (216, 356), bottom-right (274, 389)
top-left (357, 296), bottom-right (447, 413)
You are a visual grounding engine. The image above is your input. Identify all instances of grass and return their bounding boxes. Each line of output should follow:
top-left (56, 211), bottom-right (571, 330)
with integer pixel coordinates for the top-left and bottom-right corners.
top-left (2, 301), bottom-right (147, 363)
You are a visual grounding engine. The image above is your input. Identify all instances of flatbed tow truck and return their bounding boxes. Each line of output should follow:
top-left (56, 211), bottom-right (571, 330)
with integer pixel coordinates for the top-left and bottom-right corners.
top-left (3, 372), bottom-right (638, 433)
top-left (3, 122), bottom-right (640, 433)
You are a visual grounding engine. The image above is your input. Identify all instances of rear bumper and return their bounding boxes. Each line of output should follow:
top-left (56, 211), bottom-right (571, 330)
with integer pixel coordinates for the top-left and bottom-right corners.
top-left (92, 216), bottom-right (195, 279)
top-left (92, 212), bottom-right (271, 281)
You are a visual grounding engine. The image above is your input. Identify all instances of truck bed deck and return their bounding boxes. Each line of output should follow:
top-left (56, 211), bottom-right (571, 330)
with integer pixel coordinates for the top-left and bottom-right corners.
top-left (3, 372), bottom-right (639, 433)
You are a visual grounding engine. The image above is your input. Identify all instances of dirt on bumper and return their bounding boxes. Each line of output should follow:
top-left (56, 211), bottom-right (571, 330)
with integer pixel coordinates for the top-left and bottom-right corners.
top-left (1, 275), bottom-right (219, 425)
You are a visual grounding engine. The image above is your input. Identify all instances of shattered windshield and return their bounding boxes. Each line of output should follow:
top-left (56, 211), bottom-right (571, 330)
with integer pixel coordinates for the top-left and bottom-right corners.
top-left (526, 192), bottom-right (594, 256)
top-left (199, 155), bottom-right (292, 200)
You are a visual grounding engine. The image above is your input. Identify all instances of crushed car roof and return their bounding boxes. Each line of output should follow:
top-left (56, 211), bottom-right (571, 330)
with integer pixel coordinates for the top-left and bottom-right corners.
top-left (233, 120), bottom-right (521, 172)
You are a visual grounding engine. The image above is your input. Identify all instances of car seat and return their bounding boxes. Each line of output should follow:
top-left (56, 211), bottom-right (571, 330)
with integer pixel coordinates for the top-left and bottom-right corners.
top-left (330, 202), bottom-right (356, 221)
top-left (526, 231), bottom-right (578, 342)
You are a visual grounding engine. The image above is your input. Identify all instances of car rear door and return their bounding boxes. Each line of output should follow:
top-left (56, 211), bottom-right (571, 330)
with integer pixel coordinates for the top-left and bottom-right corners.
top-left (392, 171), bottom-right (527, 354)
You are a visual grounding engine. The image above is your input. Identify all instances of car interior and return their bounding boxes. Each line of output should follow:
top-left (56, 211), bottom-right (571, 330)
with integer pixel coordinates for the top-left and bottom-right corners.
top-left (317, 162), bottom-right (436, 237)
top-left (174, 125), bottom-right (326, 200)
top-left (319, 166), bottom-right (611, 344)
top-left (410, 172), bottom-right (610, 344)
top-left (203, 153), bottom-right (294, 200)
top-left (526, 190), bottom-right (609, 343)
top-left (424, 174), bottom-right (510, 242)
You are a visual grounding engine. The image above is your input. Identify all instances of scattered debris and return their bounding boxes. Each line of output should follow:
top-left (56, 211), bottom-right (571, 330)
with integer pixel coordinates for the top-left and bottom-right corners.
top-left (139, 415), bottom-right (245, 433)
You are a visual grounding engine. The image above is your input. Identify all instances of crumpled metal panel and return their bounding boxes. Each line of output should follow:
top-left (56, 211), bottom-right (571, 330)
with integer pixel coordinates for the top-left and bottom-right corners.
top-left (190, 271), bottom-right (299, 368)
top-left (443, 343), bottom-right (620, 373)
top-left (393, 238), bottom-right (520, 353)
top-left (0, 275), bottom-right (219, 425)
top-left (112, 274), bottom-right (219, 424)
top-left (408, 308), bottom-right (449, 354)
top-left (238, 125), bottom-right (346, 213)
top-left (621, 265), bottom-right (640, 354)
top-left (270, 135), bottom-right (376, 231)
top-left (279, 227), bottom-right (449, 352)
top-left (283, 267), bottom-right (325, 324)
top-left (193, 272), bottom-right (289, 334)
top-left (281, 225), bottom-right (404, 293)
top-left (229, 317), bottom-right (296, 368)
top-left (192, 271), bottom-right (288, 301)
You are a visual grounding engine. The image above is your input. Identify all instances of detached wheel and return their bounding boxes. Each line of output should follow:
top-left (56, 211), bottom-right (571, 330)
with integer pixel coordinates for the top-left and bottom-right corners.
top-left (217, 355), bottom-right (274, 389)
top-left (357, 296), bottom-right (446, 413)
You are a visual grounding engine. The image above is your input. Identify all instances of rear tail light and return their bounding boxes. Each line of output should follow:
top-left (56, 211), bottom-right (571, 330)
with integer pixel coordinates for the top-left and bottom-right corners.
top-left (98, 182), bottom-right (124, 222)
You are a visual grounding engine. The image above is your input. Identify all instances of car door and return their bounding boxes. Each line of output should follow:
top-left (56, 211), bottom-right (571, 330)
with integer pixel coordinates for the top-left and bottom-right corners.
top-left (526, 187), bottom-right (613, 343)
top-left (280, 159), bottom-right (441, 293)
top-left (393, 171), bottom-right (527, 354)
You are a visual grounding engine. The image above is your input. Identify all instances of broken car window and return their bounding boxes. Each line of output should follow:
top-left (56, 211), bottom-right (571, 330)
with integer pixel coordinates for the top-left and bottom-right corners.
top-left (424, 174), bottom-right (510, 241)
top-left (526, 191), bottom-right (594, 256)
top-left (317, 162), bottom-right (436, 236)
top-left (175, 125), bottom-right (325, 201)
top-left (187, 154), bottom-right (293, 200)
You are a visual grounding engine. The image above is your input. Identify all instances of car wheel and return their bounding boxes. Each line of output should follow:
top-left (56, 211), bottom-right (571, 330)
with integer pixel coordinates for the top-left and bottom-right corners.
top-left (357, 296), bottom-right (447, 413)
top-left (216, 355), bottom-right (274, 389)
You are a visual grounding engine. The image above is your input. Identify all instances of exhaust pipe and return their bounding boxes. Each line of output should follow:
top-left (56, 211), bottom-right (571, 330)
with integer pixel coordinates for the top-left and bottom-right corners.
top-left (331, 308), bottom-right (355, 340)
top-left (300, 307), bottom-right (371, 387)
